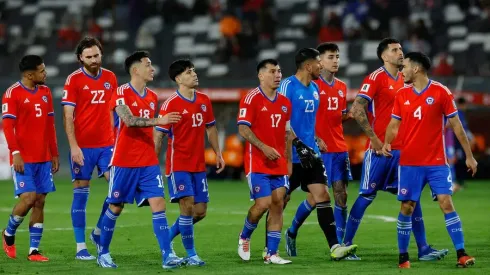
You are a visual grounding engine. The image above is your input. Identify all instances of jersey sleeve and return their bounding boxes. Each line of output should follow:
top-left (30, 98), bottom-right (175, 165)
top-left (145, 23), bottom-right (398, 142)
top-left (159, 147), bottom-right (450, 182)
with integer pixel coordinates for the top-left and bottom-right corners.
top-left (237, 95), bottom-right (256, 127)
top-left (204, 96), bottom-right (216, 127)
top-left (1, 90), bottom-right (20, 152)
top-left (391, 92), bottom-right (402, 120)
top-left (61, 76), bottom-right (77, 107)
top-left (46, 90), bottom-right (59, 157)
top-left (442, 88), bottom-right (458, 118)
top-left (111, 86), bottom-right (127, 111)
top-left (155, 97), bottom-right (172, 133)
top-left (278, 79), bottom-right (294, 102)
top-left (357, 75), bottom-right (378, 102)
top-left (341, 83), bottom-right (348, 114)
top-left (2, 89), bottom-right (18, 119)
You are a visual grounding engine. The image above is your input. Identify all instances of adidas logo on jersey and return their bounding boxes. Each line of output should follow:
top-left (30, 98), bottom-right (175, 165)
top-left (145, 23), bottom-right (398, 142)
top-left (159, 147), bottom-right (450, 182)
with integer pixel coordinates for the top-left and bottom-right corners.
top-left (83, 85), bottom-right (89, 90)
top-left (132, 102), bottom-right (138, 107)
top-left (24, 98), bottom-right (30, 103)
top-left (320, 90), bottom-right (326, 95)
top-left (389, 85), bottom-right (394, 90)
top-left (261, 106), bottom-right (268, 111)
top-left (404, 100), bottom-right (410, 105)
top-left (299, 95), bottom-right (304, 99)
top-left (182, 109), bottom-right (188, 114)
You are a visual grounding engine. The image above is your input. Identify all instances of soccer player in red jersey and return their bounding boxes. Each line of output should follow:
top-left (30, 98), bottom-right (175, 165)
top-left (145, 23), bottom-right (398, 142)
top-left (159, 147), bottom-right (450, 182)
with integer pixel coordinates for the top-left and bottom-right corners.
top-left (61, 37), bottom-right (118, 260)
top-left (236, 59), bottom-right (293, 264)
top-left (96, 51), bottom-right (184, 269)
top-left (154, 59), bottom-right (225, 266)
top-left (382, 52), bottom-right (477, 269)
top-left (1, 55), bottom-right (59, 262)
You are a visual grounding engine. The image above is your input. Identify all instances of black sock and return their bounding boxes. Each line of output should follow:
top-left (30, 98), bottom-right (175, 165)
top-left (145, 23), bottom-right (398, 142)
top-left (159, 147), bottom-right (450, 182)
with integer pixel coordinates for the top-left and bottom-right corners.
top-left (316, 201), bottom-right (338, 248)
top-left (399, 252), bottom-right (409, 264)
top-left (4, 234), bottom-right (14, 246)
top-left (264, 210), bottom-right (269, 248)
top-left (457, 249), bottom-right (467, 259)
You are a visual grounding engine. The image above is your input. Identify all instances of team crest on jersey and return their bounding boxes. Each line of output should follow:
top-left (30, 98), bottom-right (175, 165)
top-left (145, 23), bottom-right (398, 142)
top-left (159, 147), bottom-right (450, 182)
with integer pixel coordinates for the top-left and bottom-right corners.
top-left (282, 106), bottom-right (287, 113)
top-left (150, 102), bottom-right (155, 110)
top-left (338, 90), bottom-right (344, 97)
top-left (313, 91), bottom-right (319, 100)
top-left (104, 82), bottom-right (111, 89)
top-left (426, 97), bottom-right (434, 105)
top-left (42, 96), bottom-right (48, 103)
top-left (19, 182), bottom-right (25, 188)
top-left (201, 104), bottom-right (207, 112)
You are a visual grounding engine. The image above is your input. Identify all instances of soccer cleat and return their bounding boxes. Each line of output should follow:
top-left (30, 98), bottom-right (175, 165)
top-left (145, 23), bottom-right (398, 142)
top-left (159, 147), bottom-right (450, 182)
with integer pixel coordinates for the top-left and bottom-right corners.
top-left (238, 235), bottom-right (251, 261)
top-left (97, 253), bottom-right (117, 268)
top-left (264, 253), bottom-right (292, 264)
top-left (27, 250), bottom-right (49, 262)
top-left (284, 230), bottom-right (297, 256)
top-left (2, 229), bottom-right (16, 259)
top-left (90, 229), bottom-right (101, 252)
top-left (185, 255), bottom-right (205, 266)
top-left (418, 246), bottom-right (449, 261)
top-left (75, 249), bottom-right (96, 260)
top-left (457, 255), bottom-right (475, 268)
top-left (262, 247), bottom-right (268, 259)
top-left (399, 261), bottom-right (411, 268)
top-left (163, 253), bottom-right (185, 269)
top-left (330, 244), bottom-right (358, 261)
top-left (344, 254), bottom-right (361, 261)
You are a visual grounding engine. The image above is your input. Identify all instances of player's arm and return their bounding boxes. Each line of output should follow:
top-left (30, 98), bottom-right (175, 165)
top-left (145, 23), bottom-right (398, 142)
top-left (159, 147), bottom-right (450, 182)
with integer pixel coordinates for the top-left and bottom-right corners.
top-left (237, 124), bottom-right (281, 160)
top-left (115, 105), bottom-right (180, 127)
top-left (2, 94), bottom-right (23, 173)
top-left (448, 115), bottom-right (477, 176)
top-left (62, 105), bottom-right (79, 149)
top-left (381, 117), bottom-right (401, 157)
top-left (351, 96), bottom-right (381, 145)
top-left (153, 129), bottom-right (167, 156)
top-left (47, 92), bottom-right (59, 173)
top-left (206, 124), bottom-right (225, 173)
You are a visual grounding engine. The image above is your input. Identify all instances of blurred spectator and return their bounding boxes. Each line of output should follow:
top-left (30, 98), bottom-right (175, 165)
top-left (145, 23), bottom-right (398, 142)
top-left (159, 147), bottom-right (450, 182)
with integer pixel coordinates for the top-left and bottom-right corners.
top-left (135, 27), bottom-right (155, 49)
top-left (403, 34), bottom-right (431, 54)
top-left (162, 0), bottom-right (190, 25)
top-left (220, 13), bottom-right (242, 38)
top-left (242, 0), bottom-right (264, 23)
top-left (57, 15), bottom-right (81, 50)
top-left (258, 5), bottom-right (277, 45)
top-left (0, 23), bottom-right (7, 55)
top-left (86, 18), bottom-right (103, 44)
top-left (217, 12), bottom-right (242, 62)
top-left (193, 0), bottom-right (210, 15)
top-left (304, 11), bottom-right (321, 37)
top-left (318, 12), bottom-right (343, 43)
top-left (342, 0), bottom-right (372, 39)
top-left (432, 52), bottom-right (454, 76)
top-left (237, 20), bottom-right (258, 59)
top-left (412, 19), bottom-right (431, 42)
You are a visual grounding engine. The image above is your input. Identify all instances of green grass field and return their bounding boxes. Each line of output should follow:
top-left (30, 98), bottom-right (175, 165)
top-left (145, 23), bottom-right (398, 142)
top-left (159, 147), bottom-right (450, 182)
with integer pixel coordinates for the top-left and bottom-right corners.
top-left (0, 178), bottom-right (489, 274)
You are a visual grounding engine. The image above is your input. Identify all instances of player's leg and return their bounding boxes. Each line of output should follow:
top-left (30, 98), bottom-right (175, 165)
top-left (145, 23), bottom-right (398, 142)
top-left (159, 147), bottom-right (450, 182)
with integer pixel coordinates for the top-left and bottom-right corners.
top-left (396, 165), bottom-right (425, 268)
top-left (306, 160), bottom-right (357, 260)
top-left (2, 165), bottom-right (38, 259)
top-left (343, 150), bottom-right (383, 247)
top-left (70, 148), bottom-right (97, 259)
top-left (91, 146), bottom-right (113, 249)
top-left (331, 152), bottom-right (352, 244)
top-left (238, 173), bottom-right (271, 261)
top-left (141, 166), bottom-right (184, 269)
top-left (428, 166), bottom-right (474, 267)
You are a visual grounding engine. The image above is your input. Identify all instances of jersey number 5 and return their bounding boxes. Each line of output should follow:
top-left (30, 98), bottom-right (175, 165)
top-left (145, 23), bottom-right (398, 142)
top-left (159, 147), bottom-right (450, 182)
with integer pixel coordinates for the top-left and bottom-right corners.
top-left (413, 106), bottom-right (422, 120)
top-left (91, 90), bottom-right (105, 104)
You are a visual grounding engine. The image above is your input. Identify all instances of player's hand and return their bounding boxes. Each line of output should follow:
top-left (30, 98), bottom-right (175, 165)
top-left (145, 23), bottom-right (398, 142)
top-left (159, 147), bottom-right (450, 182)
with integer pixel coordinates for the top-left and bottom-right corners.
top-left (51, 156), bottom-right (60, 174)
top-left (381, 143), bottom-right (392, 157)
top-left (370, 136), bottom-right (383, 154)
top-left (316, 137), bottom-right (327, 152)
top-left (287, 161), bottom-right (293, 177)
top-left (216, 154), bottom-right (225, 174)
top-left (13, 153), bottom-right (24, 173)
top-left (261, 145), bottom-right (281, 160)
top-left (159, 112), bottom-right (181, 125)
top-left (466, 157), bottom-right (478, 177)
top-left (71, 146), bottom-right (84, 166)
top-left (292, 138), bottom-right (317, 169)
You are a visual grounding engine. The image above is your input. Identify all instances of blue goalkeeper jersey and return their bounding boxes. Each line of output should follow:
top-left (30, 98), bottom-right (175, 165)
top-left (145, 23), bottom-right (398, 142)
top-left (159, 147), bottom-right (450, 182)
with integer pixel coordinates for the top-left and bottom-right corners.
top-left (279, 75), bottom-right (320, 164)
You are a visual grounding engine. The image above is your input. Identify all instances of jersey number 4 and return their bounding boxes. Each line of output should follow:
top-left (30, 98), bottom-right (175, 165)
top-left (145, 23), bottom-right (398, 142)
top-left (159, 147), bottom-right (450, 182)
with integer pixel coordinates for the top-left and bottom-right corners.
top-left (91, 90), bottom-right (105, 104)
top-left (413, 106), bottom-right (422, 120)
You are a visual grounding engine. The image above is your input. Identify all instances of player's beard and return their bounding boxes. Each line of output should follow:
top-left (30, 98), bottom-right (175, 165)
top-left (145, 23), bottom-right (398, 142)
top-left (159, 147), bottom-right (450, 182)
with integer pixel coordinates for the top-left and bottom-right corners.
top-left (82, 61), bottom-right (101, 75)
top-left (34, 79), bottom-right (45, 85)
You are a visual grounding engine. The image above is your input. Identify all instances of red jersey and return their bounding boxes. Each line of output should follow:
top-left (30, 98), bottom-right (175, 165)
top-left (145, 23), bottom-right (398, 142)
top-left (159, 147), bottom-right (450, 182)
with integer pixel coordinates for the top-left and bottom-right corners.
top-left (314, 76), bottom-right (348, 152)
top-left (392, 80), bottom-right (458, 166)
top-left (237, 87), bottom-right (292, 175)
top-left (2, 82), bottom-right (58, 164)
top-left (61, 67), bottom-right (117, 148)
top-left (110, 83), bottom-right (159, 167)
top-left (357, 67), bottom-right (406, 150)
top-left (156, 91), bottom-right (216, 175)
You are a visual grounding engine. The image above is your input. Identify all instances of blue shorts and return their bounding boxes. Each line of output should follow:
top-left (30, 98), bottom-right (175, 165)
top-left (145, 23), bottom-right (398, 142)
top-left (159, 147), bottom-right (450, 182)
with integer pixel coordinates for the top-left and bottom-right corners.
top-left (449, 165), bottom-right (456, 183)
top-left (107, 165), bottom-right (165, 206)
top-left (167, 171), bottom-right (209, 203)
top-left (12, 162), bottom-right (55, 197)
top-left (321, 152), bottom-right (353, 187)
top-left (398, 165), bottom-right (453, 202)
top-left (359, 149), bottom-right (400, 195)
top-left (69, 146), bottom-right (113, 181)
top-left (248, 173), bottom-right (289, 200)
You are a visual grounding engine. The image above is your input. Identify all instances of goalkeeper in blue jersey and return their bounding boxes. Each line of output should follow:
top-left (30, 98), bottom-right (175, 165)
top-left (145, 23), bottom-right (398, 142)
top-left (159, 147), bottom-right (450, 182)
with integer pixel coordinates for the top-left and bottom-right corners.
top-left (264, 48), bottom-right (357, 260)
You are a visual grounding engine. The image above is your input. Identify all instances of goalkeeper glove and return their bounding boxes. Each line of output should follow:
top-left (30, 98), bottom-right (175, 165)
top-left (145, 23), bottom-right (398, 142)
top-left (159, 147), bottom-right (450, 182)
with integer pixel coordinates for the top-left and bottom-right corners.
top-left (292, 138), bottom-right (318, 169)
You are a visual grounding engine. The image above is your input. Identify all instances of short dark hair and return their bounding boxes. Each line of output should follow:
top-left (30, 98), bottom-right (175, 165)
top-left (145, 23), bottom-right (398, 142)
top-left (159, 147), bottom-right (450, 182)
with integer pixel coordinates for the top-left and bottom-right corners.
top-left (75, 37), bottom-right (103, 62)
top-left (316, 43), bottom-right (339, 55)
top-left (377, 38), bottom-right (401, 61)
top-left (457, 97), bottom-right (467, 105)
top-left (168, 59), bottom-right (195, 81)
top-left (256, 59), bottom-right (279, 72)
top-left (19, 55), bottom-right (44, 72)
top-left (124, 51), bottom-right (150, 74)
top-left (405, 52), bottom-right (431, 72)
top-left (295, 48), bottom-right (320, 69)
